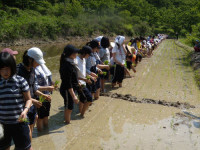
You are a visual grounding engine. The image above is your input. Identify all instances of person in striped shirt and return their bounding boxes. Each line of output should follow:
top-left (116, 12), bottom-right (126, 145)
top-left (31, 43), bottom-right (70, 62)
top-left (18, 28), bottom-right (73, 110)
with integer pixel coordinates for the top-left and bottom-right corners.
top-left (0, 52), bottom-right (33, 150)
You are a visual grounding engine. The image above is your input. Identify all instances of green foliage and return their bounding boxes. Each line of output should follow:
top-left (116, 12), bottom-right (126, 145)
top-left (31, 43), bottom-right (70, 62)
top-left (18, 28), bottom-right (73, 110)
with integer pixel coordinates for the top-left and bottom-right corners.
top-left (0, 0), bottom-right (199, 42)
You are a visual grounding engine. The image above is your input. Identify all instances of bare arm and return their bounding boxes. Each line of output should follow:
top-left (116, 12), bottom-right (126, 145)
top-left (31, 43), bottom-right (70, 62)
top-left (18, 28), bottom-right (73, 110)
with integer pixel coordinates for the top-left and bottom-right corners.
top-left (38, 86), bottom-right (54, 92)
top-left (68, 88), bottom-right (79, 104)
top-left (19, 91), bottom-right (32, 120)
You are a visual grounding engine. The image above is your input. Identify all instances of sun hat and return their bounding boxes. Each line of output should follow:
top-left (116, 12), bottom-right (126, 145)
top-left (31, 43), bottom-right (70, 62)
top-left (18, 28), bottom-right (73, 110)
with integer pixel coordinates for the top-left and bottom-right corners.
top-left (2, 48), bottom-right (18, 55)
top-left (27, 47), bottom-right (45, 65)
top-left (40, 64), bottom-right (52, 76)
top-left (126, 45), bottom-right (136, 54)
top-left (115, 36), bottom-right (125, 45)
top-left (110, 42), bottom-right (115, 48)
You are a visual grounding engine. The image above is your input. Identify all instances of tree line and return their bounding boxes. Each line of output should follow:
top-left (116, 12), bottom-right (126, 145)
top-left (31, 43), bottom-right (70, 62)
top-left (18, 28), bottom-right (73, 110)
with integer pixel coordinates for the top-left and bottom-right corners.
top-left (0, 0), bottom-right (199, 45)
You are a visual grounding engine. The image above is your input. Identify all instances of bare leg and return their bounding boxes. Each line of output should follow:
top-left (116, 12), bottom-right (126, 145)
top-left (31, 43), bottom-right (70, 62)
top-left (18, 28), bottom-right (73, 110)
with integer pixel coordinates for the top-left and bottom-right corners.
top-left (118, 83), bottom-right (122, 87)
top-left (64, 109), bottom-right (72, 124)
top-left (79, 102), bottom-right (84, 113)
top-left (37, 118), bottom-right (43, 131)
top-left (94, 88), bottom-right (100, 100)
top-left (6, 147), bottom-right (10, 150)
top-left (131, 66), bottom-right (136, 73)
top-left (125, 68), bottom-right (131, 77)
top-left (29, 124), bottom-right (34, 142)
top-left (81, 102), bottom-right (91, 117)
top-left (43, 117), bottom-right (48, 128)
top-left (100, 79), bottom-right (105, 92)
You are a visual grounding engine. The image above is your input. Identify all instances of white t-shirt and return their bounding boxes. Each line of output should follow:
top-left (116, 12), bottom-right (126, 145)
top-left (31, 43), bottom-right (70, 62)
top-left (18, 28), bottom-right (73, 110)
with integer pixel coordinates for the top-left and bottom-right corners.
top-left (112, 45), bottom-right (126, 65)
top-left (76, 56), bottom-right (86, 85)
top-left (99, 48), bottom-right (110, 63)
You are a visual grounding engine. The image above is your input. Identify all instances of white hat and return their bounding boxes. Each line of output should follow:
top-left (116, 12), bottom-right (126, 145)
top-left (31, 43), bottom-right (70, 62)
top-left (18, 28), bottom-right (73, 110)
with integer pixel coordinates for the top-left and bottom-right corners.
top-left (115, 36), bottom-right (125, 45)
top-left (41, 64), bottom-right (52, 76)
top-left (110, 42), bottom-right (115, 48)
top-left (27, 47), bottom-right (45, 65)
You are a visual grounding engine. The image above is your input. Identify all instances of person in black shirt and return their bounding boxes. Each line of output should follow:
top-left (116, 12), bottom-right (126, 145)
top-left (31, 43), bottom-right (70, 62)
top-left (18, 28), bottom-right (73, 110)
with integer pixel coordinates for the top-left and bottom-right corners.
top-left (60, 45), bottom-right (80, 124)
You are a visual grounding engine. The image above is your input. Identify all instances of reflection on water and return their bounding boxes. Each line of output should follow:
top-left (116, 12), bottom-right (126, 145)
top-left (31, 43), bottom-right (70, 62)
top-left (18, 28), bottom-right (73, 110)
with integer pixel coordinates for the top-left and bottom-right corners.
top-left (101, 116), bottom-right (200, 150)
top-left (2, 42), bottom-right (86, 73)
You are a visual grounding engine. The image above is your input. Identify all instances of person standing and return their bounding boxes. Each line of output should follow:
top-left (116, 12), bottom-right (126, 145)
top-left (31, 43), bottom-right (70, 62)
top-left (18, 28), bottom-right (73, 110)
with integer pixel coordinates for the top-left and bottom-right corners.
top-left (76, 46), bottom-right (93, 117)
top-left (59, 45), bottom-right (80, 124)
top-left (0, 52), bottom-right (33, 150)
top-left (112, 36), bottom-right (127, 88)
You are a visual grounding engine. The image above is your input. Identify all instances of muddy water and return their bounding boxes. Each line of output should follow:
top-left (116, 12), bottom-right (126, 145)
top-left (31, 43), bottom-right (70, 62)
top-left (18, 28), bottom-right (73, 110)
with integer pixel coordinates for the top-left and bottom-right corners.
top-left (9, 40), bottom-right (200, 150)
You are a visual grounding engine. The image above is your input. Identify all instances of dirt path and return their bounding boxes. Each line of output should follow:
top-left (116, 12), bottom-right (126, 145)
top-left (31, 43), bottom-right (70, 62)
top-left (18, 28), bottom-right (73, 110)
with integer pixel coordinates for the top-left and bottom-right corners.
top-left (12, 40), bottom-right (200, 150)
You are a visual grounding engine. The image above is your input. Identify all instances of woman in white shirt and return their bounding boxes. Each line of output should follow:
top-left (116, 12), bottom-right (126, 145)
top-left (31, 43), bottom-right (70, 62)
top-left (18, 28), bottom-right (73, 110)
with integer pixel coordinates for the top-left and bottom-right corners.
top-left (112, 36), bottom-right (127, 88)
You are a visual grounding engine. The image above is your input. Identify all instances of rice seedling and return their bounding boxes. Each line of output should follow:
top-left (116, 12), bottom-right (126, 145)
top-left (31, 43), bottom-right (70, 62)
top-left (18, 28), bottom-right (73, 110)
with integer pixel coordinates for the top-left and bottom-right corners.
top-left (103, 72), bottom-right (107, 76)
top-left (18, 117), bottom-right (29, 123)
top-left (104, 60), bottom-right (109, 65)
top-left (39, 95), bottom-right (48, 103)
top-left (86, 75), bottom-right (90, 80)
top-left (54, 80), bottom-right (60, 87)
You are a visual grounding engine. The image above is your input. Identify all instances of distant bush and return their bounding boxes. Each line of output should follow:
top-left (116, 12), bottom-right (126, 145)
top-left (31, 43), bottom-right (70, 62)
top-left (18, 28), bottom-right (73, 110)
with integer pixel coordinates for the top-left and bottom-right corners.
top-left (0, 0), bottom-right (199, 42)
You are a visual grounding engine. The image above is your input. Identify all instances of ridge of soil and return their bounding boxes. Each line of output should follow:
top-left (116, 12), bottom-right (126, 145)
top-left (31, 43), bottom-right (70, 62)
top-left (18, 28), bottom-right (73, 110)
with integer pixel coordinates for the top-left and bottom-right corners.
top-left (100, 92), bottom-right (196, 109)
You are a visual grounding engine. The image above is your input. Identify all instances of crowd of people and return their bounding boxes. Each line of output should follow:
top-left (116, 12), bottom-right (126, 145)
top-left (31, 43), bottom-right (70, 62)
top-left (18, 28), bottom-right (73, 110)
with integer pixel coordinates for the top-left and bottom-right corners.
top-left (194, 40), bottom-right (200, 52)
top-left (0, 34), bottom-right (166, 150)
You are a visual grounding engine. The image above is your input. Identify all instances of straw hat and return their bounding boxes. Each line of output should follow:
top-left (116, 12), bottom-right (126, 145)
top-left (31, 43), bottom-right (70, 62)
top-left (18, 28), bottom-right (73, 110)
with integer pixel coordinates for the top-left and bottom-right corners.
top-left (126, 45), bottom-right (136, 54)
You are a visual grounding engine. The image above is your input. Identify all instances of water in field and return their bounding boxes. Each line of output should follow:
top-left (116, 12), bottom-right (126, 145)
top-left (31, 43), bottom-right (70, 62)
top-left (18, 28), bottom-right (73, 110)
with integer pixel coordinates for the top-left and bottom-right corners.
top-left (5, 40), bottom-right (200, 150)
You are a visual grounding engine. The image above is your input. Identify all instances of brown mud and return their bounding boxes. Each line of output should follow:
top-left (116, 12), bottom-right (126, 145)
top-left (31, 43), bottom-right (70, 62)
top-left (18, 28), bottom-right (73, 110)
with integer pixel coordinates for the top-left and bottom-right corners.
top-left (10, 39), bottom-right (200, 150)
top-left (100, 92), bottom-right (196, 109)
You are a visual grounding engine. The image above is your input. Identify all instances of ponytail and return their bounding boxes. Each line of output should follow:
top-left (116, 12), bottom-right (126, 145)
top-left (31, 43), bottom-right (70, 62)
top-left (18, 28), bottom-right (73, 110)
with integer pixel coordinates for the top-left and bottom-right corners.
top-left (60, 53), bottom-right (66, 70)
top-left (23, 50), bottom-right (34, 67)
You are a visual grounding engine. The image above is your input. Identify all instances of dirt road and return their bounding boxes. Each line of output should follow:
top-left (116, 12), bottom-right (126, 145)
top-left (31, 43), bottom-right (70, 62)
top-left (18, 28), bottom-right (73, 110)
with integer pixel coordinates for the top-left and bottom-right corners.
top-left (13, 40), bottom-right (200, 150)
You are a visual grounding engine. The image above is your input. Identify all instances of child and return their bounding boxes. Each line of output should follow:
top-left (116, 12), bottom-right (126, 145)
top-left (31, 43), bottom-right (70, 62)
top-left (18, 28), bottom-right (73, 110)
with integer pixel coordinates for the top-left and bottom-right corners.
top-left (86, 40), bottom-right (103, 100)
top-left (1, 48), bottom-right (18, 60)
top-left (112, 36), bottom-right (127, 87)
top-left (59, 45), bottom-right (80, 124)
top-left (76, 46), bottom-right (94, 117)
top-left (0, 52), bottom-right (33, 150)
top-left (98, 37), bottom-right (111, 93)
top-left (30, 47), bottom-right (54, 131)
top-left (17, 49), bottom-right (52, 140)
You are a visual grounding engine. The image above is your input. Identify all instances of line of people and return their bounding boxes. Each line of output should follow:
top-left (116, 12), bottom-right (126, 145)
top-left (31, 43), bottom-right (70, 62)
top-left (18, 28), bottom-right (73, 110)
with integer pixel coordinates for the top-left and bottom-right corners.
top-left (0, 34), bottom-right (166, 150)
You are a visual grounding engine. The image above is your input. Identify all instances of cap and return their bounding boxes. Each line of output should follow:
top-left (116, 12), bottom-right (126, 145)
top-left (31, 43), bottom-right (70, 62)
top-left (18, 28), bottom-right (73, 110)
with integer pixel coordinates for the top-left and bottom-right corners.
top-left (27, 47), bottom-right (45, 65)
top-left (196, 40), bottom-right (199, 43)
top-left (81, 46), bottom-right (92, 56)
top-left (63, 45), bottom-right (79, 58)
top-left (2, 48), bottom-right (18, 55)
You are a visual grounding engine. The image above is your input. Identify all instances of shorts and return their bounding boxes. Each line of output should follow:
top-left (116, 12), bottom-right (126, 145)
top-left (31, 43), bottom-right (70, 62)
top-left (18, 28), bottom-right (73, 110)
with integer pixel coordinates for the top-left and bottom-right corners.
top-left (27, 105), bottom-right (37, 125)
top-left (95, 77), bottom-right (101, 90)
top-left (100, 69), bottom-right (109, 80)
top-left (37, 102), bottom-right (51, 119)
top-left (60, 89), bottom-right (74, 110)
top-left (110, 66), bottom-right (115, 75)
top-left (0, 123), bottom-right (31, 150)
top-left (126, 61), bottom-right (132, 70)
top-left (80, 87), bottom-right (92, 103)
